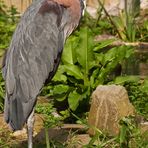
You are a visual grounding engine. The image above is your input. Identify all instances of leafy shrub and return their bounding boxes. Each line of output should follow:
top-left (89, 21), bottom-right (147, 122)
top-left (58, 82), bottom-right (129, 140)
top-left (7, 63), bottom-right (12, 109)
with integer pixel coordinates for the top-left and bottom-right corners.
top-left (42, 27), bottom-right (134, 113)
top-left (35, 103), bottom-right (63, 128)
top-left (75, 115), bottom-right (148, 147)
top-left (0, 1), bottom-right (19, 112)
top-left (97, 0), bottom-right (141, 42)
top-left (112, 75), bottom-right (148, 118)
top-left (124, 80), bottom-right (148, 118)
top-left (0, 0), bottom-right (19, 55)
top-left (136, 20), bottom-right (148, 42)
top-left (118, 116), bottom-right (148, 148)
top-left (96, 0), bottom-right (148, 42)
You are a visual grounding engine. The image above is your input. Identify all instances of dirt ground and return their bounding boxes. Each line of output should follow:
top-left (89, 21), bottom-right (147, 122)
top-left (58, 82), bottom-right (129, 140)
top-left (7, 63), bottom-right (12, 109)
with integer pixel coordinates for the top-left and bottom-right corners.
top-left (0, 97), bottom-right (147, 147)
top-left (0, 113), bottom-right (90, 148)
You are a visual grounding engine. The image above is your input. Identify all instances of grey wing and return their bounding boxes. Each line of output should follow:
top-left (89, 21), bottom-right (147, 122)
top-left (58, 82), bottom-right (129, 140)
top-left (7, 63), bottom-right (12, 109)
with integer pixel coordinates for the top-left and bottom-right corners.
top-left (3, 2), bottom-right (65, 130)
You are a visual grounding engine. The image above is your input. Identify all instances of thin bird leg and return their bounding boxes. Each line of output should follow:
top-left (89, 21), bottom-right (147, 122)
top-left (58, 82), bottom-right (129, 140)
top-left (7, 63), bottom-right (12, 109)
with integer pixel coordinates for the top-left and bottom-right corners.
top-left (27, 109), bottom-right (35, 148)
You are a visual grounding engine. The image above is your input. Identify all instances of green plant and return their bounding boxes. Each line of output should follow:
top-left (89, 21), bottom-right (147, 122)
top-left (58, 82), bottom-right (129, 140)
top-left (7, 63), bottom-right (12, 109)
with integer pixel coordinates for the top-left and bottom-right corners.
top-left (112, 76), bottom-right (148, 118)
top-left (0, 71), bottom-right (4, 112)
top-left (72, 112), bottom-right (148, 147)
top-left (118, 116), bottom-right (148, 148)
top-left (97, 0), bottom-right (140, 42)
top-left (35, 103), bottom-right (63, 148)
top-left (35, 103), bottom-right (63, 128)
top-left (42, 27), bottom-right (134, 113)
top-left (137, 20), bottom-right (148, 42)
top-left (0, 0), bottom-right (19, 55)
top-left (0, 1), bottom-right (19, 112)
top-left (125, 81), bottom-right (148, 118)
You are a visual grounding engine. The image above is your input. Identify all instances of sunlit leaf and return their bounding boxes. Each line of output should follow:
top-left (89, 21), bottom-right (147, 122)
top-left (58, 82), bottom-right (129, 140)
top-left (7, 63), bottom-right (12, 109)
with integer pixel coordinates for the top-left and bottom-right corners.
top-left (76, 27), bottom-right (94, 75)
top-left (62, 36), bottom-right (78, 65)
top-left (113, 76), bottom-right (140, 84)
top-left (53, 66), bottom-right (67, 82)
top-left (63, 64), bottom-right (83, 79)
top-left (93, 39), bottom-right (115, 52)
top-left (68, 90), bottom-right (81, 111)
top-left (142, 78), bottom-right (148, 93)
top-left (53, 84), bottom-right (69, 95)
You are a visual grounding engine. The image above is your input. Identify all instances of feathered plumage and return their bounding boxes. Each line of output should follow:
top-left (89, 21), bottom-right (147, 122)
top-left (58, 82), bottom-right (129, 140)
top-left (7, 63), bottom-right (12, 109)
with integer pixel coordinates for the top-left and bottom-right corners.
top-left (3, 0), bottom-right (84, 131)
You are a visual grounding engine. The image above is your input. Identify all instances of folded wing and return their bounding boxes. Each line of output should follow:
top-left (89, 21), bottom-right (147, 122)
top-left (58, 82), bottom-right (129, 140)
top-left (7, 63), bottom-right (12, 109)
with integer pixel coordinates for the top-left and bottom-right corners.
top-left (3, 0), bottom-right (67, 130)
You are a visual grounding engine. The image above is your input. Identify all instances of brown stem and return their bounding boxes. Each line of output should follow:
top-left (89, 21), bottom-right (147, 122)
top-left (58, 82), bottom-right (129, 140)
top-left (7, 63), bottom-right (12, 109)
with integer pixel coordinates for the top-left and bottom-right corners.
top-left (97, 0), bottom-right (122, 39)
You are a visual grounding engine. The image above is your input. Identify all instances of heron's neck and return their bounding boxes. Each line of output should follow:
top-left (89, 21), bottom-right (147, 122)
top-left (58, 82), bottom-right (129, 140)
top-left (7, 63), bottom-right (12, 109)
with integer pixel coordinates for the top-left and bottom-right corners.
top-left (53, 0), bottom-right (81, 20)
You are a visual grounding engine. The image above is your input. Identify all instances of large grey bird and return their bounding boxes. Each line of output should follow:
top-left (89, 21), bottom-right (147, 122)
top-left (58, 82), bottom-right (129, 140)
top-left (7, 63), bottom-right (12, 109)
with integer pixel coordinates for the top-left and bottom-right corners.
top-left (2, 0), bottom-right (85, 147)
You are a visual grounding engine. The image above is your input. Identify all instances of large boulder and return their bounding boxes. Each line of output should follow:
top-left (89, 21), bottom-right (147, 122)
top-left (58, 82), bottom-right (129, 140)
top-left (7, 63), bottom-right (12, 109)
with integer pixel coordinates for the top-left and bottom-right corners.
top-left (88, 85), bottom-right (135, 136)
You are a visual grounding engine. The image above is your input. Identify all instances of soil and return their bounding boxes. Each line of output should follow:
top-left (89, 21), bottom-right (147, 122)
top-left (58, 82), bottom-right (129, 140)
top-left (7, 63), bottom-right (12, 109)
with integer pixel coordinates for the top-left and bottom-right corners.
top-left (0, 97), bottom-right (147, 147)
top-left (0, 113), bottom-right (90, 148)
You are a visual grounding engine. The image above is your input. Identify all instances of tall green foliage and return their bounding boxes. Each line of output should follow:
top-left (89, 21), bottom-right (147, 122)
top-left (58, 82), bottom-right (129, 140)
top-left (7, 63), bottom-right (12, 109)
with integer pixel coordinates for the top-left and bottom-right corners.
top-left (97, 0), bottom-right (141, 42)
top-left (0, 72), bottom-right (4, 112)
top-left (125, 81), bottom-right (148, 118)
top-left (42, 27), bottom-right (134, 111)
top-left (111, 75), bottom-right (148, 118)
top-left (0, 0), bottom-right (19, 55)
top-left (0, 1), bottom-right (19, 112)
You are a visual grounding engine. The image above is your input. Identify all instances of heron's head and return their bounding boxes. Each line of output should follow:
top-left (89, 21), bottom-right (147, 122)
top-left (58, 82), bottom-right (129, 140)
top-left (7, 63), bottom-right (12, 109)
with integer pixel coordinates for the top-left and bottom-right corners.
top-left (79, 0), bottom-right (86, 16)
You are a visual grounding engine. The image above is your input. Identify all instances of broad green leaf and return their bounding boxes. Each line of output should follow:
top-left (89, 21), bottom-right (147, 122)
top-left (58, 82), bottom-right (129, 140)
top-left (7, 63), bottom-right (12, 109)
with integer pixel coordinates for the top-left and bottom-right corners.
top-left (53, 66), bottom-right (67, 82)
top-left (119, 124), bottom-right (127, 145)
top-left (141, 78), bottom-right (148, 93)
top-left (93, 39), bottom-right (115, 52)
top-left (95, 53), bottom-right (104, 63)
top-left (68, 90), bottom-right (81, 111)
top-left (96, 45), bottom-right (134, 85)
top-left (102, 46), bottom-right (133, 66)
top-left (102, 47), bottom-right (117, 65)
top-left (62, 41), bottom-right (73, 64)
top-left (112, 15), bottom-right (127, 41)
top-left (62, 36), bottom-right (78, 64)
top-left (76, 27), bottom-right (94, 75)
top-left (90, 68), bottom-right (100, 88)
top-left (53, 84), bottom-right (69, 95)
top-left (53, 73), bottom-right (67, 82)
top-left (56, 95), bottom-right (67, 102)
top-left (124, 46), bottom-right (134, 58)
top-left (64, 64), bottom-right (83, 79)
top-left (113, 76), bottom-right (140, 84)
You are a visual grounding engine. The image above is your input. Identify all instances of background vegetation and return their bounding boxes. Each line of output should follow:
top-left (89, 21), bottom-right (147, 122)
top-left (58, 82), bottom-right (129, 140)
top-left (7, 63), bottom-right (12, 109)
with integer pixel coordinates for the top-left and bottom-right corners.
top-left (0, 0), bottom-right (147, 147)
top-left (0, 0), bottom-right (19, 112)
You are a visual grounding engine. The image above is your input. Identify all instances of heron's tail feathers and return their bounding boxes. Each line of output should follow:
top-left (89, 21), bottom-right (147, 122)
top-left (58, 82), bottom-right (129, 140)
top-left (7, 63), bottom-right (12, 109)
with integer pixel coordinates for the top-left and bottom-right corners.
top-left (4, 92), bottom-right (36, 131)
top-left (4, 94), bottom-right (25, 131)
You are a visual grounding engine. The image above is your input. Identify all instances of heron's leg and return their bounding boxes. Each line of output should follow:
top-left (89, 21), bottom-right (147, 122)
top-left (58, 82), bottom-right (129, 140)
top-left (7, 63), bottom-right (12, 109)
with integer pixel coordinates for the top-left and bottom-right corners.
top-left (27, 109), bottom-right (35, 148)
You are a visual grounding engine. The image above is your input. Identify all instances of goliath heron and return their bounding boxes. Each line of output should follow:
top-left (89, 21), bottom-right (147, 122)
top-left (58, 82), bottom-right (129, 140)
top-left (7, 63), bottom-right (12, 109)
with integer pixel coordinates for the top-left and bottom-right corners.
top-left (2, 0), bottom-right (85, 147)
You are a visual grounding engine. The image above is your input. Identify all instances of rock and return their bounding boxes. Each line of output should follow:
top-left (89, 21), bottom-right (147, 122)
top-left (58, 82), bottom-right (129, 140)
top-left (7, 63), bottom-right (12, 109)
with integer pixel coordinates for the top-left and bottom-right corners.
top-left (34, 113), bottom-right (44, 136)
top-left (12, 113), bottom-right (44, 140)
top-left (88, 85), bottom-right (135, 136)
top-left (139, 122), bottom-right (148, 142)
top-left (67, 134), bottom-right (91, 148)
top-left (12, 128), bottom-right (27, 140)
top-left (140, 122), bottom-right (148, 134)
